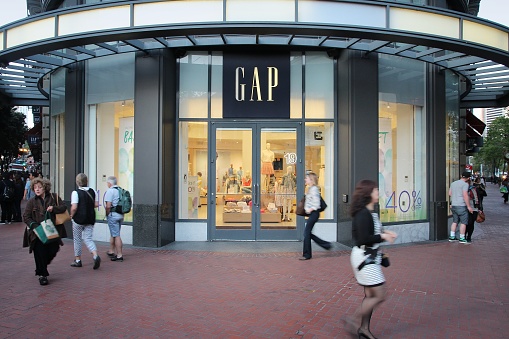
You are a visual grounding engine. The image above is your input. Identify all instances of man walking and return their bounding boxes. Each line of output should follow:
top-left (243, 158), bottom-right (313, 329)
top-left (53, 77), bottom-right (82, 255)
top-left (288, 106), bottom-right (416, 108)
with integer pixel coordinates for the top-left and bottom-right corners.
top-left (104, 176), bottom-right (124, 261)
top-left (449, 171), bottom-right (473, 244)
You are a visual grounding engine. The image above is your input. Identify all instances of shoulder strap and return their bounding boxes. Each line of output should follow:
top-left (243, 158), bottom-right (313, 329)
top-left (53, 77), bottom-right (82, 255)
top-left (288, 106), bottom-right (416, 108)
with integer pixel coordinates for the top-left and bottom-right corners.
top-left (52, 193), bottom-right (59, 206)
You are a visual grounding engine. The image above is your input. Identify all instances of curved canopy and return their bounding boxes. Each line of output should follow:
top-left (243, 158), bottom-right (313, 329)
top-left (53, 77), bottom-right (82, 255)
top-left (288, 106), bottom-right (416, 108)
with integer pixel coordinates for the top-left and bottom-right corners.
top-left (1, 0), bottom-right (508, 108)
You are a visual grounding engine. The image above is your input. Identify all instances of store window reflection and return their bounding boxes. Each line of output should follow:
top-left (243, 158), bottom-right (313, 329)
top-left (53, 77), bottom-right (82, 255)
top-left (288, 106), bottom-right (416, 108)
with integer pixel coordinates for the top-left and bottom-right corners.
top-left (305, 122), bottom-right (334, 219)
top-left (50, 67), bottom-right (66, 197)
top-left (378, 55), bottom-right (427, 223)
top-left (86, 53), bottom-right (134, 222)
top-left (178, 122), bottom-right (208, 219)
top-left (445, 70), bottom-right (460, 213)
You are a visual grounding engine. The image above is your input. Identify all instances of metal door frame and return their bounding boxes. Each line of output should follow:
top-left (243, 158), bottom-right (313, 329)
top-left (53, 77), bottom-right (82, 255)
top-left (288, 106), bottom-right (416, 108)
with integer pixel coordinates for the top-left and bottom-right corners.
top-left (209, 121), bottom-right (304, 241)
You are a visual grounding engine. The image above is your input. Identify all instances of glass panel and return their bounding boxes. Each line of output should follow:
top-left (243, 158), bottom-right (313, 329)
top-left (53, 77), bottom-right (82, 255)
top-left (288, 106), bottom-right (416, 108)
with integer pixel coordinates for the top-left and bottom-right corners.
top-left (178, 122), bottom-right (208, 219)
top-left (445, 70), bottom-right (460, 212)
top-left (50, 114), bottom-right (65, 197)
top-left (211, 52), bottom-right (223, 119)
top-left (261, 128), bottom-right (297, 229)
top-left (290, 52), bottom-right (303, 119)
top-left (305, 122), bottom-right (334, 219)
top-left (379, 55), bottom-right (427, 223)
top-left (179, 52), bottom-right (209, 118)
top-left (94, 100), bottom-right (134, 222)
top-left (305, 52), bottom-right (334, 119)
top-left (216, 128), bottom-right (253, 229)
top-left (50, 68), bottom-right (66, 196)
top-left (86, 53), bottom-right (135, 105)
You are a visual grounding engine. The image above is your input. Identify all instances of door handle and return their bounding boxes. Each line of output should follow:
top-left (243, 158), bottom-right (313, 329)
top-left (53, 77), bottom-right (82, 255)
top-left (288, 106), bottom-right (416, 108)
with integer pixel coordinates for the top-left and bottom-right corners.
top-left (254, 184), bottom-right (259, 207)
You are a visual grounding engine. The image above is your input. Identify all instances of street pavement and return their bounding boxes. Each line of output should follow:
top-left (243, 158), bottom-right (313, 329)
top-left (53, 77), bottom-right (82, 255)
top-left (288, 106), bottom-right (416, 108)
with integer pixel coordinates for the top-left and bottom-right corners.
top-left (0, 183), bottom-right (508, 338)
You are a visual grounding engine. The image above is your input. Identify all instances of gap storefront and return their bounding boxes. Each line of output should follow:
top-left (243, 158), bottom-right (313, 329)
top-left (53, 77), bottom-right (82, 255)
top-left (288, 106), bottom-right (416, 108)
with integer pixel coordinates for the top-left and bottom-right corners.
top-left (1, 0), bottom-right (508, 247)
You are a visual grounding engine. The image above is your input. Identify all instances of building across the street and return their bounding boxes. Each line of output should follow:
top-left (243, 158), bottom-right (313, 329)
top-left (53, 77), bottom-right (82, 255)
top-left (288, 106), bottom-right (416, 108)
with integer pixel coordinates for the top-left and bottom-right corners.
top-left (1, 0), bottom-right (508, 247)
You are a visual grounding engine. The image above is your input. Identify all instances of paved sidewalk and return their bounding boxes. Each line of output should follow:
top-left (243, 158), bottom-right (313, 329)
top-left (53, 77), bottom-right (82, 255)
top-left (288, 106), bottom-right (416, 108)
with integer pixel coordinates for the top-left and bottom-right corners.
top-left (0, 183), bottom-right (508, 338)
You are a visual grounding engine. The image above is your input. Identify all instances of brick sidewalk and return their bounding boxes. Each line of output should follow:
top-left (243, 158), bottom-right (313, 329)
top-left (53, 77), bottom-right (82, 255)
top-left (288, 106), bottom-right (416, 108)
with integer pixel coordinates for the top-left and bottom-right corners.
top-left (0, 183), bottom-right (508, 338)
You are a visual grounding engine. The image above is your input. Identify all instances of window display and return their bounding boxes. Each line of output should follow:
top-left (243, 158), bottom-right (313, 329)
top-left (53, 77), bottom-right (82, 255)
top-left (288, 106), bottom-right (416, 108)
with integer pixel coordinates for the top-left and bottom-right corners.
top-left (378, 55), bottom-right (427, 223)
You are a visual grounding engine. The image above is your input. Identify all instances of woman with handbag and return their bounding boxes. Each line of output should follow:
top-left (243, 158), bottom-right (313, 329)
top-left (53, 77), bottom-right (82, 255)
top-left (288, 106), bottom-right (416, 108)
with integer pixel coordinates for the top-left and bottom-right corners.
top-left (69, 173), bottom-right (101, 269)
top-left (299, 172), bottom-right (331, 260)
top-left (346, 180), bottom-right (397, 339)
top-left (23, 177), bottom-right (68, 286)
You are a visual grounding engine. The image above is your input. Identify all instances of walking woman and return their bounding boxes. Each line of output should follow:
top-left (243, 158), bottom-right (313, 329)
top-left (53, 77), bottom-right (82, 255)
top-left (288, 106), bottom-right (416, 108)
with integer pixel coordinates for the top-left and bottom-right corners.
top-left (348, 180), bottom-right (397, 338)
top-left (23, 177), bottom-right (68, 286)
top-left (69, 173), bottom-right (101, 269)
top-left (299, 172), bottom-right (331, 260)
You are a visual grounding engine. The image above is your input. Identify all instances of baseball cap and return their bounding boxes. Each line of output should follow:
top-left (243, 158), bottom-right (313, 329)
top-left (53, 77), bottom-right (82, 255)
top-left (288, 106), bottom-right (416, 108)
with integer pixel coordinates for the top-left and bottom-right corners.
top-left (461, 171), bottom-right (471, 178)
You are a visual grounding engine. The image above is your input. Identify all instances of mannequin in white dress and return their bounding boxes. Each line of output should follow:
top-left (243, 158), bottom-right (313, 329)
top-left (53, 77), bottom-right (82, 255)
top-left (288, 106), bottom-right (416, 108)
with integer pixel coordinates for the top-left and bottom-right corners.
top-left (261, 142), bottom-right (275, 189)
top-left (281, 166), bottom-right (296, 221)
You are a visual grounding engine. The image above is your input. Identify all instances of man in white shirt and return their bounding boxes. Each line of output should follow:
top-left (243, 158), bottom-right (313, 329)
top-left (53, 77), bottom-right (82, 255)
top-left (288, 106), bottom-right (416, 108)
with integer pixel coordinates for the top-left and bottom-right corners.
top-left (104, 176), bottom-right (124, 261)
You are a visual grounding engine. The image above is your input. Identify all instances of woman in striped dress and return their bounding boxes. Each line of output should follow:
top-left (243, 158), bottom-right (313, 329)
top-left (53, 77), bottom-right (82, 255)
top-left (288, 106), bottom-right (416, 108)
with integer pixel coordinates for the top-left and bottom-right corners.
top-left (349, 180), bottom-right (397, 339)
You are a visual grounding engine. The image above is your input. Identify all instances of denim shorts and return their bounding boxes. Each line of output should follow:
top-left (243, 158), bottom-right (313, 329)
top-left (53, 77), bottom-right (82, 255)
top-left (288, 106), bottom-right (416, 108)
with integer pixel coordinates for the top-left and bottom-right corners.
top-left (107, 213), bottom-right (123, 237)
top-left (451, 206), bottom-right (469, 225)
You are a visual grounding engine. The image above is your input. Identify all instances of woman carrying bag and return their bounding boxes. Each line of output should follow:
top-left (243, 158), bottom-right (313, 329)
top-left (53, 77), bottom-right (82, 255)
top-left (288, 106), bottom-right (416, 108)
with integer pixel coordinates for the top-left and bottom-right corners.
top-left (23, 177), bottom-right (68, 286)
top-left (346, 180), bottom-right (397, 339)
top-left (299, 172), bottom-right (331, 260)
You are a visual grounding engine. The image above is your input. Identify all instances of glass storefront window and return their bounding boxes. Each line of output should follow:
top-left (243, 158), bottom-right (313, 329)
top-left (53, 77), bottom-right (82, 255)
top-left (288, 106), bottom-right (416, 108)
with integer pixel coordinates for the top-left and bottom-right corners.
top-left (305, 52), bottom-right (334, 119)
top-left (178, 122), bottom-right (208, 219)
top-left (379, 55), bottom-right (427, 223)
top-left (50, 67), bottom-right (66, 197)
top-left (86, 53), bottom-right (135, 222)
top-left (445, 70), bottom-right (460, 212)
top-left (90, 101), bottom-right (134, 222)
top-left (290, 52), bottom-right (303, 119)
top-left (179, 52), bottom-right (209, 119)
top-left (305, 122), bottom-right (334, 219)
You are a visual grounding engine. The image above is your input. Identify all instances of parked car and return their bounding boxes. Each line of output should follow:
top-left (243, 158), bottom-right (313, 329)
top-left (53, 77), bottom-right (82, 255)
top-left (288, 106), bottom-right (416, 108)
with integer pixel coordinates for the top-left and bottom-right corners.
top-left (8, 159), bottom-right (27, 172)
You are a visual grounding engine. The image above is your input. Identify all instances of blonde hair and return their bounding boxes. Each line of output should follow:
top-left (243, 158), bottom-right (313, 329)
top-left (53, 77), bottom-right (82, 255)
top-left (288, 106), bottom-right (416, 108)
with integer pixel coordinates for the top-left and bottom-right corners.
top-left (76, 173), bottom-right (88, 187)
top-left (306, 172), bottom-right (318, 186)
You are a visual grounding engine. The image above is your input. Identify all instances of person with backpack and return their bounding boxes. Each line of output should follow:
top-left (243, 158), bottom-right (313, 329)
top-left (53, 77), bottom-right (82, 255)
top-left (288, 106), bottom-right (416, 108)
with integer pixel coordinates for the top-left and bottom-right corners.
top-left (69, 173), bottom-right (101, 269)
top-left (0, 172), bottom-right (15, 224)
top-left (501, 178), bottom-right (509, 204)
top-left (104, 176), bottom-right (124, 262)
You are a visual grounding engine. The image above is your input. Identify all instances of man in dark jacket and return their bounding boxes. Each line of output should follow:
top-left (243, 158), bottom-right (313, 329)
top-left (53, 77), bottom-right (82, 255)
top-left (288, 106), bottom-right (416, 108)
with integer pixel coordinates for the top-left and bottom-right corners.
top-left (0, 172), bottom-right (15, 224)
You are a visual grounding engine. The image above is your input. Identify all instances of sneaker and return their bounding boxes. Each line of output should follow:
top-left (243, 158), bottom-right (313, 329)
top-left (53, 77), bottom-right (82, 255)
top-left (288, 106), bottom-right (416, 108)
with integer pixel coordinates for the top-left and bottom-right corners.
top-left (459, 238), bottom-right (470, 244)
top-left (70, 260), bottom-right (82, 267)
top-left (93, 256), bottom-right (101, 270)
top-left (106, 252), bottom-right (116, 258)
top-left (448, 236), bottom-right (458, 242)
top-left (111, 256), bottom-right (123, 262)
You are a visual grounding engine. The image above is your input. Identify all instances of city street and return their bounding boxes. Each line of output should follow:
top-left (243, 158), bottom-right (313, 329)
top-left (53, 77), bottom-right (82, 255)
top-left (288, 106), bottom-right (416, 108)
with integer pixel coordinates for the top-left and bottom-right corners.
top-left (0, 183), bottom-right (508, 338)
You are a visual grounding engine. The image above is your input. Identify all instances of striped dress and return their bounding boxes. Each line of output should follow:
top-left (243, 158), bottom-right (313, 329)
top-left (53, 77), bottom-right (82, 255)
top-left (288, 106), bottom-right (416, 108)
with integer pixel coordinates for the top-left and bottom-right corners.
top-left (350, 210), bottom-right (385, 286)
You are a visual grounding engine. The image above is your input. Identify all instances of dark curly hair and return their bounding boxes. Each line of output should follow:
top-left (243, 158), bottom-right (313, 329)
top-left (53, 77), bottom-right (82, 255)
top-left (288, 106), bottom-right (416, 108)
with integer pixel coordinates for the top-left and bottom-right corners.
top-left (349, 179), bottom-right (377, 217)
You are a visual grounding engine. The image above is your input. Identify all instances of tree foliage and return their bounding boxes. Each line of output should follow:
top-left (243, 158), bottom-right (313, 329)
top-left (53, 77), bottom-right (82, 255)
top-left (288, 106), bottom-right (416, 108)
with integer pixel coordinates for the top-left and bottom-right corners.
top-left (475, 116), bottom-right (509, 174)
top-left (0, 104), bottom-right (28, 158)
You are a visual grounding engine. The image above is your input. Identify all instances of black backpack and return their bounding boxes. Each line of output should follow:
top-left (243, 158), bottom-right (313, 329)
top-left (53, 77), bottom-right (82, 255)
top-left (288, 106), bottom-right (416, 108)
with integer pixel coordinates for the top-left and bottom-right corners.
top-left (2, 182), bottom-right (15, 202)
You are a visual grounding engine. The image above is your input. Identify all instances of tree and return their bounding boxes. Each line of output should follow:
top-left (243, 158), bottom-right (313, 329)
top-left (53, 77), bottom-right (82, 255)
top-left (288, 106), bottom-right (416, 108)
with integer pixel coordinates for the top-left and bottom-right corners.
top-left (475, 116), bottom-right (509, 176)
top-left (0, 104), bottom-right (28, 160)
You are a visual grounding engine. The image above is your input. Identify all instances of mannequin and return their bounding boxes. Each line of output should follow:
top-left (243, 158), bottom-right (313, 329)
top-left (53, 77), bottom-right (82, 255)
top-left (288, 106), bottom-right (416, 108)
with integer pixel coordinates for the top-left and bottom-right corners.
top-left (241, 171), bottom-right (252, 193)
top-left (281, 166), bottom-right (296, 221)
top-left (261, 142), bottom-right (275, 189)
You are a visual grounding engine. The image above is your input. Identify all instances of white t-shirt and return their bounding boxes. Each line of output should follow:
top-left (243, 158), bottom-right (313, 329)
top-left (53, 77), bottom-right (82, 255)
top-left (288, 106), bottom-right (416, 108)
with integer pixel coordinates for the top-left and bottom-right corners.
top-left (71, 187), bottom-right (96, 204)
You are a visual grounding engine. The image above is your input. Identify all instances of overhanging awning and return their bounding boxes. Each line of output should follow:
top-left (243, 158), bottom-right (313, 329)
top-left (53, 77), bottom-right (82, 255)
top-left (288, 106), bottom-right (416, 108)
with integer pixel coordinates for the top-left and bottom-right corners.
top-left (466, 110), bottom-right (486, 137)
top-left (1, 0), bottom-right (509, 107)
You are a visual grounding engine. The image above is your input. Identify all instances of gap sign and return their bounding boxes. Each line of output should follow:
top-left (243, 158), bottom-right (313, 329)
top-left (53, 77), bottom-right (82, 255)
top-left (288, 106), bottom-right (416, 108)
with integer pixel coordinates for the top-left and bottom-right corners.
top-left (223, 53), bottom-right (290, 119)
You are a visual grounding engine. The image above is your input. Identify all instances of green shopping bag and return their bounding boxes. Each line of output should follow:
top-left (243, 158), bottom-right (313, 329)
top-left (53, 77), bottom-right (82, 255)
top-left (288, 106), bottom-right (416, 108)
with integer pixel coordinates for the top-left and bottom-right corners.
top-left (32, 212), bottom-right (60, 244)
top-left (500, 186), bottom-right (508, 194)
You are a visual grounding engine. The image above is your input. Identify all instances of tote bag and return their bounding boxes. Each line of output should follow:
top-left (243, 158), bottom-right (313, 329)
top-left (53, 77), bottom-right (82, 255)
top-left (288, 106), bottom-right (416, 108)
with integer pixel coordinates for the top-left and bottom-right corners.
top-left (33, 212), bottom-right (60, 244)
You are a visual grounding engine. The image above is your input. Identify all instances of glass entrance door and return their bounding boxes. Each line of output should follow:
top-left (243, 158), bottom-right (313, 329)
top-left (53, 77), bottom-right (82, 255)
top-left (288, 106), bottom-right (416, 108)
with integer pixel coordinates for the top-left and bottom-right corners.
top-left (210, 123), bottom-right (301, 240)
